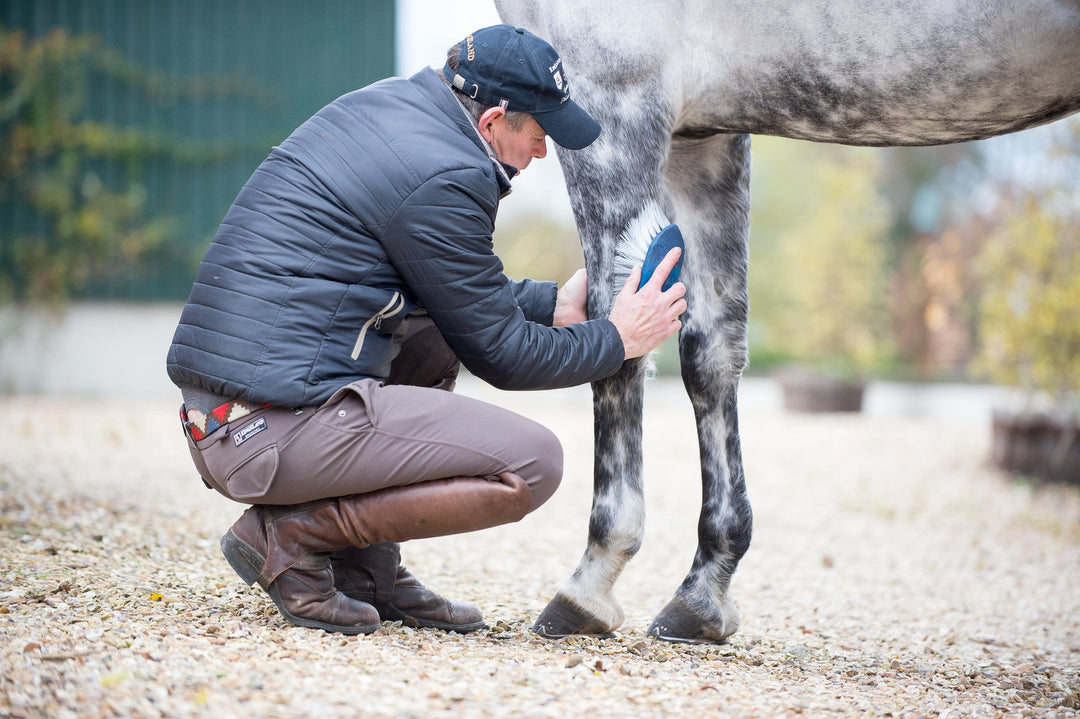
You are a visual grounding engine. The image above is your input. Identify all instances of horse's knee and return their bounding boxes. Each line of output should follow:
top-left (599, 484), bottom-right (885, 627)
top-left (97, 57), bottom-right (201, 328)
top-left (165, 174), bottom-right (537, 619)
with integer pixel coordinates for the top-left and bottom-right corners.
top-left (679, 328), bottom-right (746, 397)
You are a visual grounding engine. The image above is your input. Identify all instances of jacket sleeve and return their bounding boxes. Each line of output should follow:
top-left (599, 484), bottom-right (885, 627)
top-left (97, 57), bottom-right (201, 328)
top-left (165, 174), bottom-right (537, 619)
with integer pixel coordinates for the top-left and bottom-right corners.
top-left (380, 168), bottom-right (624, 390)
top-left (509, 278), bottom-right (557, 326)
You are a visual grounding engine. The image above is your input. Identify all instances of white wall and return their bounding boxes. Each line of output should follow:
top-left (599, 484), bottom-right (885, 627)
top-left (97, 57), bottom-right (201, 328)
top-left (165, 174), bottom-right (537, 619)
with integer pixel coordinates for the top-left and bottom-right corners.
top-left (0, 303), bottom-right (184, 398)
top-left (0, 302), bottom-right (1008, 425)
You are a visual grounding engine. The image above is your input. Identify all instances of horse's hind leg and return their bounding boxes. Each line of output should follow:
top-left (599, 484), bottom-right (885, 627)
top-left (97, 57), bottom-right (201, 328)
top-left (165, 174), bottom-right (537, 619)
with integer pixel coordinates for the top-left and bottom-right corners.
top-left (648, 132), bottom-right (753, 643)
top-left (531, 109), bottom-right (672, 639)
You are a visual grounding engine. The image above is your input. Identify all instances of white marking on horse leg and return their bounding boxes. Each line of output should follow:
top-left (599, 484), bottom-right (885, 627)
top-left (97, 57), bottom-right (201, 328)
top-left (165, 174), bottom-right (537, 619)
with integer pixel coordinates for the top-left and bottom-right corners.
top-left (544, 356), bottom-right (649, 631)
top-left (554, 474), bottom-right (646, 630)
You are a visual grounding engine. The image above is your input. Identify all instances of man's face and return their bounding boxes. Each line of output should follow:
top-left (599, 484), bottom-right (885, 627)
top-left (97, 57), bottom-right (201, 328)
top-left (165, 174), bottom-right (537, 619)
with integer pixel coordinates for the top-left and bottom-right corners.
top-left (482, 113), bottom-right (548, 173)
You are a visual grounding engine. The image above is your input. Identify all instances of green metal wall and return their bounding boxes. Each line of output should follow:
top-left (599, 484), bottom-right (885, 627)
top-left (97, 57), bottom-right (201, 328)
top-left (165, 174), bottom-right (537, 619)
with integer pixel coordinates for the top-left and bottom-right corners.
top-left (0, 0), bottom-right (396, 299)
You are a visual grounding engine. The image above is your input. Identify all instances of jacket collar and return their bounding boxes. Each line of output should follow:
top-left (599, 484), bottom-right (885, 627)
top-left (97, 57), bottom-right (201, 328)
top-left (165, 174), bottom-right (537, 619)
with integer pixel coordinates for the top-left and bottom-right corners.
top-left (410, 67), bottom-right (514, 198)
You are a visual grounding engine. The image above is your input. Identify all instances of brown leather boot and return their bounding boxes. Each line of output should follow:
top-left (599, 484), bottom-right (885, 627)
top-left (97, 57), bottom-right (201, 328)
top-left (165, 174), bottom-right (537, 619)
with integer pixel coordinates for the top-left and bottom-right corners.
top-left (221, 473), bottom-right (530, 629)
top-left (221, 505), bottom-right (381, 634)
top-left (332, 543), bottom-right (486, 633)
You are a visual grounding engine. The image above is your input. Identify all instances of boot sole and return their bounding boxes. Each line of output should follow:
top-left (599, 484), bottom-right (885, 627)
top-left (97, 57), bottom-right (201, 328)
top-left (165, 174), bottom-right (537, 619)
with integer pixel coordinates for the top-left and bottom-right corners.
top-left (415, 618), bottom-right (487, 634)
top-left (220, 531), bottom-right (380, 636)
top-left (378, 604), bottom-right (487, 634)
top-left (266, 584), bottom-right (380, 636)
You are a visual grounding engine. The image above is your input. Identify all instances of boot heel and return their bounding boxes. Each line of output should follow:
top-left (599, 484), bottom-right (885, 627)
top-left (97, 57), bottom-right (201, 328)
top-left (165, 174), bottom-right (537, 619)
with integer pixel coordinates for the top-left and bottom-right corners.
top-left (220, 530), bottom-right (264, 587)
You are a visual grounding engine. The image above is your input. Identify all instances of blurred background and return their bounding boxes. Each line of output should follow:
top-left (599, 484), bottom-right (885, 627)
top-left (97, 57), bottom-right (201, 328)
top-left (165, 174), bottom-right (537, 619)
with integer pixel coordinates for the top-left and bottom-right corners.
top-left (1, 1), bottom-right (1077, 480)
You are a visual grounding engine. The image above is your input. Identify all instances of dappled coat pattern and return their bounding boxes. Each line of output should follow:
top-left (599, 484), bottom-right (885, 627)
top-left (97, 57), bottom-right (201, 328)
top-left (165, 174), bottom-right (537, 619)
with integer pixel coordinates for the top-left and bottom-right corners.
top-left (496, 0), bottom-right (1080, 643)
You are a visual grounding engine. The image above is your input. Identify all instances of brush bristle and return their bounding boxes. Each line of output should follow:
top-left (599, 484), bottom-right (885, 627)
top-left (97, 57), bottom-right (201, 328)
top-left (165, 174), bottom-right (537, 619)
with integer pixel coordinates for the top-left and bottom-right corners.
top-left (613, 201), bottom-right (671, 291)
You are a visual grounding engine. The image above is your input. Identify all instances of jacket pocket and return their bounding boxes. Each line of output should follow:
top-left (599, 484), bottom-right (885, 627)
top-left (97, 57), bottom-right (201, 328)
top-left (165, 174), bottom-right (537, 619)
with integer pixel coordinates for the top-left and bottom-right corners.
top-left (351, 291), bottom-right (405, 360)
top-left (225, 445), bottom-right (279, 501)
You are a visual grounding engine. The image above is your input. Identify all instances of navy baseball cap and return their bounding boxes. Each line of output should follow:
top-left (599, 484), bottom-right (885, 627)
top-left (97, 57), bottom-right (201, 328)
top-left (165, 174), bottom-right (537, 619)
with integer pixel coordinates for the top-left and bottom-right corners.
top-left (443, 24), bottom-right (602, 150)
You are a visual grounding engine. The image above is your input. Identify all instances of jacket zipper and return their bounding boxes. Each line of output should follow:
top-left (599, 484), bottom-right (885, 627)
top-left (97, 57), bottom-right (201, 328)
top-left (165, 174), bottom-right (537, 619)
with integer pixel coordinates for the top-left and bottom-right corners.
top-left (351, 292), bottom-right (405, 360)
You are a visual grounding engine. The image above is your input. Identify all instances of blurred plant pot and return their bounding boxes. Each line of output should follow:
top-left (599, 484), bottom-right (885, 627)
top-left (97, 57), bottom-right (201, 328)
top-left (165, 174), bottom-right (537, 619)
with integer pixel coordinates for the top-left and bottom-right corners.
top-left (991, 410), bottom-right (1080, 485)
top-left (778, 369), bottom-right (866, 413)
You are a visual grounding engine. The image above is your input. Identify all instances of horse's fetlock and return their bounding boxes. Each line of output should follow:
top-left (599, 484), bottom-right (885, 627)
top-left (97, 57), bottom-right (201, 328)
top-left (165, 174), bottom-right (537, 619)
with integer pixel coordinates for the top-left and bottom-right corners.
top-left (621, 536), bottom-right (643, 559)
top-left (727, 523), bottom-right (752, 561)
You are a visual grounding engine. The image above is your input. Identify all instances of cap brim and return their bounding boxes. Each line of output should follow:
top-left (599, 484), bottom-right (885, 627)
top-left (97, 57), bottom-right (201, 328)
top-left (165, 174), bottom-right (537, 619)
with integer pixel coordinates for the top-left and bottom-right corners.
top-left (533, 99), bottom-right (602, 150)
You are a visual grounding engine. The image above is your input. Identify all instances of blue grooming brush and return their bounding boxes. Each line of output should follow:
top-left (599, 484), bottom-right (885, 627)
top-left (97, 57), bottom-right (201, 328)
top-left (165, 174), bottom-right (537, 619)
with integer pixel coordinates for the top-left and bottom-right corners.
top-left (638, 223), bottom-right (684, 291)
top-left (613, 201), bottom-right (685, 293)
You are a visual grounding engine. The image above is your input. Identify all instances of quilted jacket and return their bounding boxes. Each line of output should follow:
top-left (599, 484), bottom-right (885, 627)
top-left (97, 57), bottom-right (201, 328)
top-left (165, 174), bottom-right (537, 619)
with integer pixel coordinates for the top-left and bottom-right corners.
top-left (167, 68), bottom-right (624, 407)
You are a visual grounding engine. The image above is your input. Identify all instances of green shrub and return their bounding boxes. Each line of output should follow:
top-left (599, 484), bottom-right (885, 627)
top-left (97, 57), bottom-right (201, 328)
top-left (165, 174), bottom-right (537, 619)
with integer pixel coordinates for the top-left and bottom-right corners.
top-left (976, 193), bottom-right (1080, 410)
top-left (764, 148), bottom-right (895, 379)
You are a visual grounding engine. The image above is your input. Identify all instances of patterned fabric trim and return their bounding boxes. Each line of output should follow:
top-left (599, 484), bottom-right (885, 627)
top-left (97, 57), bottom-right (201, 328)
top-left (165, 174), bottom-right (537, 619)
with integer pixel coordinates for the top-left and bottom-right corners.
top-left (181, 399), bottom-right (269, 441)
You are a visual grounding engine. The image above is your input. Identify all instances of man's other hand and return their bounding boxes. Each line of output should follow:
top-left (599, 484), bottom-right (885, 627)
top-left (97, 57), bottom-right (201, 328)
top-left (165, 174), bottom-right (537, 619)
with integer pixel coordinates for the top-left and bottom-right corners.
top-left (607, 248), bottom-right (686, 359)
top-left (553, 268), bottom-right (589, 326)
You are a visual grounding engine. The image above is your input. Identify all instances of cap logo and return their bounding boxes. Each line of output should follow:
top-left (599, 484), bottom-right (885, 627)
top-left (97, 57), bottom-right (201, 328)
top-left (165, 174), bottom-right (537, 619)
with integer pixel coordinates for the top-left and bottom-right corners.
top-left (466, 34), bottom-right (476, 62)
top-left (549, 58), bottom-right (568, 96)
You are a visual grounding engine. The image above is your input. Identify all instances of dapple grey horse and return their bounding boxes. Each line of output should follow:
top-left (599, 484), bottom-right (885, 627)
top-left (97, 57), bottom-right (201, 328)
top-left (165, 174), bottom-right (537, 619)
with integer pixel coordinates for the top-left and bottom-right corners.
top-left (495, 0), bottom-right (1080, 643)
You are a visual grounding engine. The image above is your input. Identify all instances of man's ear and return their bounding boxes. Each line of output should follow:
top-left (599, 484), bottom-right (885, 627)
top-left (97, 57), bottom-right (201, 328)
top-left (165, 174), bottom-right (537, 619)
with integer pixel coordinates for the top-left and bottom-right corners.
top-left (477, 107), bottom-right (506, 143)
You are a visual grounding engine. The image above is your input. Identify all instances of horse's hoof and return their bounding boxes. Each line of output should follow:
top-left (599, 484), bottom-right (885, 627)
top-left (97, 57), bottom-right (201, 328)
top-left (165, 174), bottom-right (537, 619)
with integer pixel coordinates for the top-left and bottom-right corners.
top-left (647, 594), bottom-right (740, 644)
top-left (531, 594), bottom-right (617, 639)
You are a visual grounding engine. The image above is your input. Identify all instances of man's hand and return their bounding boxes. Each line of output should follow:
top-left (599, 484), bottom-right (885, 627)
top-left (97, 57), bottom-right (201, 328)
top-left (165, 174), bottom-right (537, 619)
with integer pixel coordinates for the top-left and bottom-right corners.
top-left (553, 268), bottom-right (589, 327)
top-left (608, 248), bottom-right (687, 359)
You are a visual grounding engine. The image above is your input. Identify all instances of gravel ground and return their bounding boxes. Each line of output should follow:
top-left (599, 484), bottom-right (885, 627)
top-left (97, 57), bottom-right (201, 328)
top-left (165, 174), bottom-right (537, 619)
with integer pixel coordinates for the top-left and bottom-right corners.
top-left (1, 377), bottom-right (1078, 718)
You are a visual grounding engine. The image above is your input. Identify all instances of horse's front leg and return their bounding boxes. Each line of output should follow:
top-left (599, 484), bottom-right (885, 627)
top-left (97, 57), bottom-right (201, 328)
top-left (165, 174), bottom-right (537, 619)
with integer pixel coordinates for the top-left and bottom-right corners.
top-left (530, 102), bottom-right (672, 638)
top-left (647, 132), bottom-right (754, 643)
top-left (533, 359), bottom-right (648, 637)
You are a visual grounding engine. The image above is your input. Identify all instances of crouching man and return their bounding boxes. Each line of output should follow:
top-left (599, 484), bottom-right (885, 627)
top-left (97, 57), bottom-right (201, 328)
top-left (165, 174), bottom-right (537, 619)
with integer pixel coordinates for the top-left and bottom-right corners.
top-left (166, 24), bottom-right (685, 634)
